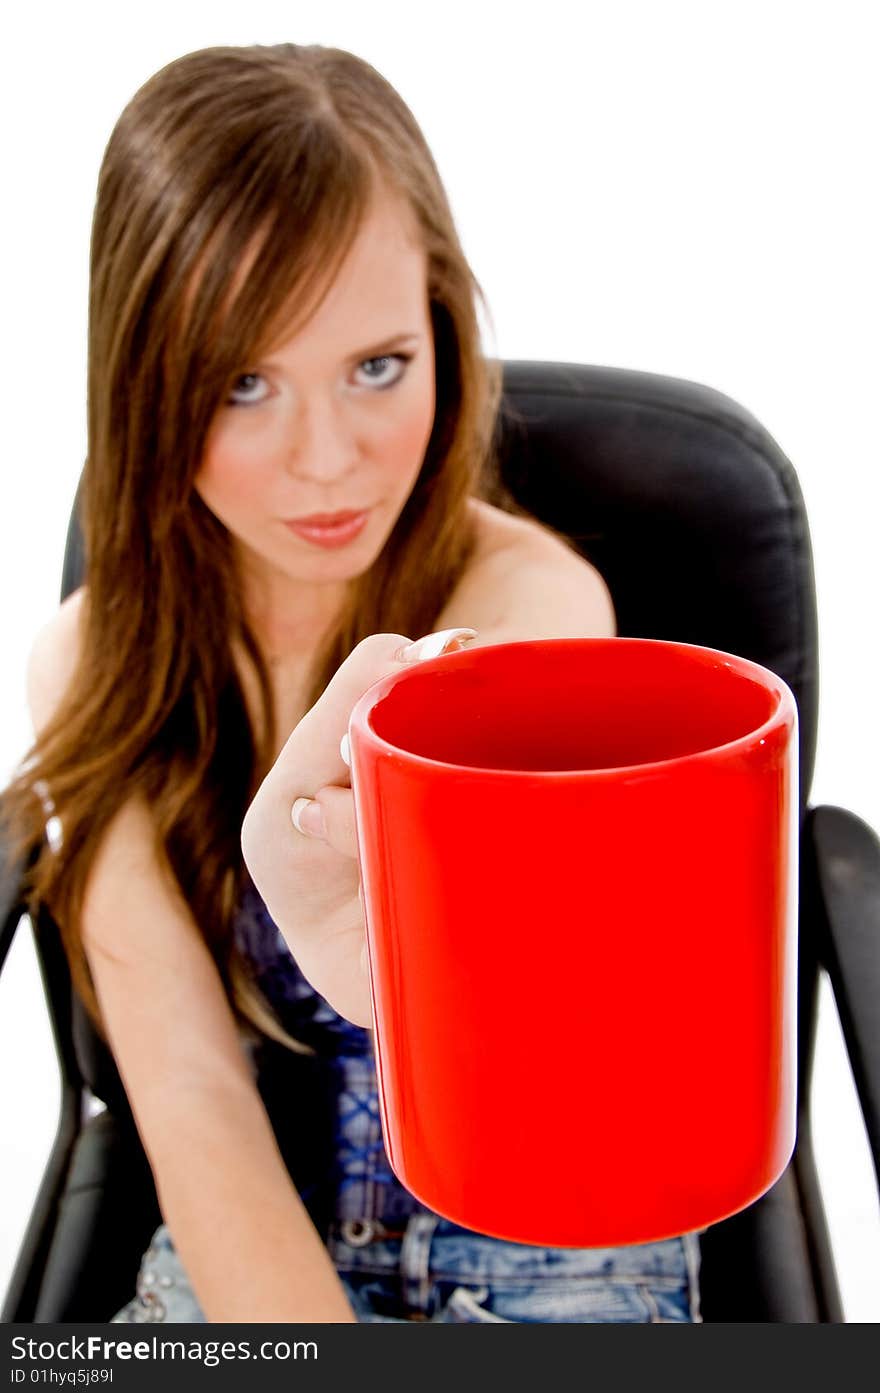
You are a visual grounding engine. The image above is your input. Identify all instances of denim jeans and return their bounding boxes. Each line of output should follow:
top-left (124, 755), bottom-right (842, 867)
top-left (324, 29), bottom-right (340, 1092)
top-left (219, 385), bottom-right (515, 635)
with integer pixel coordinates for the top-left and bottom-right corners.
top-left (329, 1213), bottom-right (701, 1323)
top-left (112, 1216), bottom-right (700, 1324)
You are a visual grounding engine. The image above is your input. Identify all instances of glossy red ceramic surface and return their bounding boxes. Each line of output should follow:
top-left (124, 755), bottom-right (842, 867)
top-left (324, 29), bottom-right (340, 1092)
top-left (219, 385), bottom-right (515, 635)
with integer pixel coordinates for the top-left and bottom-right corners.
top-left (347, 638), bottom-right (799, 1246)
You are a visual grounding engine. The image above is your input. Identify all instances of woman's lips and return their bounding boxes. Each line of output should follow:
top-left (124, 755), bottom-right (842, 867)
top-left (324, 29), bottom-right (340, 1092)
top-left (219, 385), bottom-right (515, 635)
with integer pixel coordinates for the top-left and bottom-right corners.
top-left (282, 509), bottom-right (370, 549)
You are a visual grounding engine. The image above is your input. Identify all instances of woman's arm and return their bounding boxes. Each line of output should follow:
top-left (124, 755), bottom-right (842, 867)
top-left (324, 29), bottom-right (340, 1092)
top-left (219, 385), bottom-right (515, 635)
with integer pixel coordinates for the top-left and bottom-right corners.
top-left (26, 598), bottom-right (356, 1323)
top-left (81, 801), bottom-right (356, 1323)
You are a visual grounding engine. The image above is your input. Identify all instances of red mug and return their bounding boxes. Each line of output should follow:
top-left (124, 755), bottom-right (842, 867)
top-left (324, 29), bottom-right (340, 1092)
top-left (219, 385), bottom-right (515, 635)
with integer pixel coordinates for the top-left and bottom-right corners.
top-left (347, 637), bottom-right (799, 1246)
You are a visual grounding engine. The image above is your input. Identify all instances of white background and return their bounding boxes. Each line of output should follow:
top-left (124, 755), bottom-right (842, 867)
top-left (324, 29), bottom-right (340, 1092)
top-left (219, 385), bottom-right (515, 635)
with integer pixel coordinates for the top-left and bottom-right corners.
top-left (1, 0), bottom-right (877, 1321)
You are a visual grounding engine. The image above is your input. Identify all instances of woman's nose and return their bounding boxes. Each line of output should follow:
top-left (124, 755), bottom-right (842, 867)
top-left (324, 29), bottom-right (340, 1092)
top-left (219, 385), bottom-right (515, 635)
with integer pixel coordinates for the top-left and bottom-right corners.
top-left (284, 396), bottom-right (359, 482)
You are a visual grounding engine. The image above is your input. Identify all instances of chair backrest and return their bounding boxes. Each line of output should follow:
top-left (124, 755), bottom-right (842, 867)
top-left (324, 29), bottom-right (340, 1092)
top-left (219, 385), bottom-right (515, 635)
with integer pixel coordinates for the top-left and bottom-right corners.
top-left (33, 360), bottom-right (834, 1321)
top-left (492, 361), bottom-right (818, 796)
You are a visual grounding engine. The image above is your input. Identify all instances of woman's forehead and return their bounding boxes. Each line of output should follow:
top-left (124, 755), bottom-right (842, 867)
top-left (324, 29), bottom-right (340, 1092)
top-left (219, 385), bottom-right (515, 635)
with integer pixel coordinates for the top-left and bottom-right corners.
top-left (258, 193), bottom-right (429, 356)
top-left (176, 180), bottom-right (427, 368)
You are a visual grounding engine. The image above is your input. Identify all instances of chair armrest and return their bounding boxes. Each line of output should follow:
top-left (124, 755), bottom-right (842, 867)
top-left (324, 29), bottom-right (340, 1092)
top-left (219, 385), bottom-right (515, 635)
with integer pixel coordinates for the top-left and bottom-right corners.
top-left (31, 1109), bottom-right (161, 1323)
top-left (804, 804), bottom-right (880, 1192)
top-left (0, 805), bottom-right (79, 1321)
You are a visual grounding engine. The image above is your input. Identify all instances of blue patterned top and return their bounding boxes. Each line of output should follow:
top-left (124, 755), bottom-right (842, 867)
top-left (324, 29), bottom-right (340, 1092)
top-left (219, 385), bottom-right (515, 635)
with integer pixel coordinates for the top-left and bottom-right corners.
top-left (234, 877), bottom-right (372, 1057)
top-left (233, 878), bottom-right (426, 1226)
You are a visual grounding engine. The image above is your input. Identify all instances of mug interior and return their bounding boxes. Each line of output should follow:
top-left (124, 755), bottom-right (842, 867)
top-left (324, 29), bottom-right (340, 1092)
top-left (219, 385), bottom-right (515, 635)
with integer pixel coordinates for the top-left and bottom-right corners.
top-left (366, 638), bottom-right (784, 773)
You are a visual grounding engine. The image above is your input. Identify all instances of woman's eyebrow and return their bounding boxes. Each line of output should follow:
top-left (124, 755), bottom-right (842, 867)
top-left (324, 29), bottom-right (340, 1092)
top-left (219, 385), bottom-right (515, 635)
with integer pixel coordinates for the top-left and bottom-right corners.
top-left (346, 332), bottom-right (423, 361)
top-left (260, 331), bottom-right (423, 372)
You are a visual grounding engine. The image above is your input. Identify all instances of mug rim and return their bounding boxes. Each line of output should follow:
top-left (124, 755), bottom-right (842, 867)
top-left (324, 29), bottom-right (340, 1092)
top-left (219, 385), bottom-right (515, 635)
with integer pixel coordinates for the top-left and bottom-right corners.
top-left (348, 636), bottom-right (798, 781)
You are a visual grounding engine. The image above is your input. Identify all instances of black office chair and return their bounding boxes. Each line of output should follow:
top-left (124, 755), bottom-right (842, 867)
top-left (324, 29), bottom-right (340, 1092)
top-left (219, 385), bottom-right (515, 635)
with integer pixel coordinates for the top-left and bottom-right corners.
top-left (2, 360), bottom-right (878, 1322)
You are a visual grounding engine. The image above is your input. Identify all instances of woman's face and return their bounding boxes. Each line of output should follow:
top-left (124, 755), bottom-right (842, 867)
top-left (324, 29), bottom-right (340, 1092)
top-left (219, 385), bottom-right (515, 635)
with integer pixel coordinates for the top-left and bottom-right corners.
top-left (195, 191), bottom-right (436, 625)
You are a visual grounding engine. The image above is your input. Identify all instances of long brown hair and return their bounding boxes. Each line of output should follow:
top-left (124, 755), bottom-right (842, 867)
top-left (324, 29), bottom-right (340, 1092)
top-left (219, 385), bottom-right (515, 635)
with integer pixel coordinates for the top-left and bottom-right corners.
top-left (2, 44), bottom-right (505, 1044)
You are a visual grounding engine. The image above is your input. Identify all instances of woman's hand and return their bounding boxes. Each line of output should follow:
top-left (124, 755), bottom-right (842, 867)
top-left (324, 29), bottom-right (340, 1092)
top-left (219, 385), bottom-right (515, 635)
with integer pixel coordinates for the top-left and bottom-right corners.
top-left (240, 629), bottom-right (476, 1027)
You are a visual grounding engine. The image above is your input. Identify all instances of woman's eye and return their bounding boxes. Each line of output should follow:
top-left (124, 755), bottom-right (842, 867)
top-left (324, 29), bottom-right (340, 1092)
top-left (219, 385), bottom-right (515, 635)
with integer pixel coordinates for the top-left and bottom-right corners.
top-left (227, 373), bottom-right (270, 406)
top-left (354, 354), bottom-right (411, 389)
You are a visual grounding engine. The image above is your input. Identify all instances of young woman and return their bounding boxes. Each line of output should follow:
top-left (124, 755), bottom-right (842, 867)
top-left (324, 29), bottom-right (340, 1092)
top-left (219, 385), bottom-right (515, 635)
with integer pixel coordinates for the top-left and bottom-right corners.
top-left (7, 43), bottom-right (700, 1323)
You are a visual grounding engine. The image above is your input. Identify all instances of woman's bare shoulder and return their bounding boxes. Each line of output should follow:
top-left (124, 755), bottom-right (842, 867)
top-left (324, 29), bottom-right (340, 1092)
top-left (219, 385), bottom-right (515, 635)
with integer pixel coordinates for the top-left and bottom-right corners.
top-left (466, 497), bottom-right (542, 556)
top-left (26, 586), bottom-right (88, 734)
top-left (466, 497), bottom-right (601, 570)
top-left (436, 499), bottom-right (616, 643)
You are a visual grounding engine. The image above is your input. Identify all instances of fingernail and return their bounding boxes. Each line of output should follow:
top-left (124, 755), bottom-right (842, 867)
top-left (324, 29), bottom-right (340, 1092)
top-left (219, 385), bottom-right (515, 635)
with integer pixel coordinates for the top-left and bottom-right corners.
top-left (398, 628), bottom-right (478, 663)
top-left (340, 733), bottom-right (351, 767)
top-left (291, 797), bottom-right (326, 838)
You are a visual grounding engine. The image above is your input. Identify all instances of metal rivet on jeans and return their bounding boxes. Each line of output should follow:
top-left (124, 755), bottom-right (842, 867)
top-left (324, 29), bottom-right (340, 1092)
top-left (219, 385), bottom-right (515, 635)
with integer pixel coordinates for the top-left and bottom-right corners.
top-left (340, 1219), bottom-right (377, 1247)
